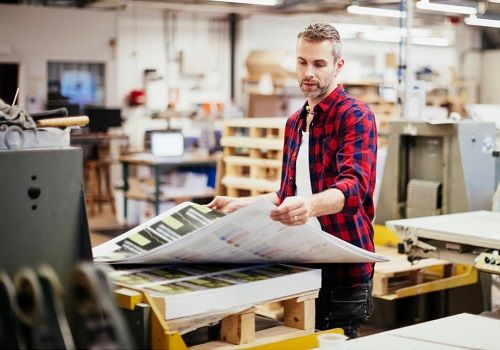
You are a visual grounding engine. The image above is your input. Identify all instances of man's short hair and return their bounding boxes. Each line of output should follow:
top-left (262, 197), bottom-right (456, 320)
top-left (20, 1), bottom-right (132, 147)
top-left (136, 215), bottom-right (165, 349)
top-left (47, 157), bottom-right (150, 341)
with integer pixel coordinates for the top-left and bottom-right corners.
top-left (297, 22), bottom-right (342, 61)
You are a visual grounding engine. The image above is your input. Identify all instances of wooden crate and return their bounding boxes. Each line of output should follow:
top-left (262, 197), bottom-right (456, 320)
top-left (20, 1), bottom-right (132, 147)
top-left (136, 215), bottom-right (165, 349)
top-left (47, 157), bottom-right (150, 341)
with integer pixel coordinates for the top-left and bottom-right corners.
top-left (114, 288), bottom-right (320, 350)
top-left (219, 118), bottom-right (286, 196)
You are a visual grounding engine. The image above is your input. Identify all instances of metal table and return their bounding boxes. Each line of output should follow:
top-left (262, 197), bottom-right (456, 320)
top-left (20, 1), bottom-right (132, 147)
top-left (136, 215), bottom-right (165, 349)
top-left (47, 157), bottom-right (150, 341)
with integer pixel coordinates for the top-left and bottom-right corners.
top-left (120, 152), bottom-right (218, 218)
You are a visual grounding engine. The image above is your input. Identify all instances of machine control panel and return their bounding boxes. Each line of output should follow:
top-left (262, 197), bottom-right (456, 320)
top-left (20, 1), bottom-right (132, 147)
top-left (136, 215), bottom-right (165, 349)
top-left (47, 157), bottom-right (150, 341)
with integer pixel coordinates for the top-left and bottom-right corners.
top-left (474, 251), bottom-right (500, 274)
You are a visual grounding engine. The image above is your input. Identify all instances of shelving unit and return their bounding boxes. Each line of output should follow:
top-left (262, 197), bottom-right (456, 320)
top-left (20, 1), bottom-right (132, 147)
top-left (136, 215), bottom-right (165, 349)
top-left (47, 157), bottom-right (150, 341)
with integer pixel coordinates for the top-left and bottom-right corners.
top-left (220, 118), bottom-right (286, 197)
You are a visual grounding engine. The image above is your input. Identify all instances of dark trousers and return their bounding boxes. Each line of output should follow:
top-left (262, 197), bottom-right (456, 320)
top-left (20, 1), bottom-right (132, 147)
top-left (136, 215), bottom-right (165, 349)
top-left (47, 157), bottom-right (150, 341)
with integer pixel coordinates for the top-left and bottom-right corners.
top-left (315, 279), bottom-right (373, 338)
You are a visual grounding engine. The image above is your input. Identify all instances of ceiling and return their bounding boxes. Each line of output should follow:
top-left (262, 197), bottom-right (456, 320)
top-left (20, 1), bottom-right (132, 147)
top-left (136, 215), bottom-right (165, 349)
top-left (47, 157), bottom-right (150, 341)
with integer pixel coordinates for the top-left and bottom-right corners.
top-left (3, 1), bottom-right (500, 24)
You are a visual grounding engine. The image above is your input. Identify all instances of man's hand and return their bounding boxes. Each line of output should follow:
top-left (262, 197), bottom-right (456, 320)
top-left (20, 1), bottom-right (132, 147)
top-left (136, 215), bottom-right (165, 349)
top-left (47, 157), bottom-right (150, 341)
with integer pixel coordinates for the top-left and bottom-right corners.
top-left (270, 196), bottom-right (313, 226)
top-left (207, 196), bottom-right (250, 214)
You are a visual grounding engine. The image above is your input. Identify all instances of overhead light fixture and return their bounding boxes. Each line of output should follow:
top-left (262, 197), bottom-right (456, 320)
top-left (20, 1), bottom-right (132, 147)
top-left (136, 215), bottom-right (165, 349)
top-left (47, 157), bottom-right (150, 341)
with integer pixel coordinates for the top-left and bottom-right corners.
top-left (209, 0), bottom-right (278, 5)
top-left (465, 14), bottom-right (500, 28)
top-left (347, 4), bottom-right (406, 18)
top-left (359, 32), bottom-right (450, 47)
top-left (335, 23), bottom-right (432, 37)
top-left (412, 36), bottom-right (450, 46)
top-left (416, 0), bottom-right (477, 15)
top-left (360, 32), bottom-right (401, 43)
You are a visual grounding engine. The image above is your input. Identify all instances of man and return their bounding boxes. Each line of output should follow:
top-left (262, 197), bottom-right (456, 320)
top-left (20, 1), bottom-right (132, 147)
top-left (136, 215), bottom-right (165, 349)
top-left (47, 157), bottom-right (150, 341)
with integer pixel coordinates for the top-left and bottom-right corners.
top-left (208, 22), bottom-right (377, 338)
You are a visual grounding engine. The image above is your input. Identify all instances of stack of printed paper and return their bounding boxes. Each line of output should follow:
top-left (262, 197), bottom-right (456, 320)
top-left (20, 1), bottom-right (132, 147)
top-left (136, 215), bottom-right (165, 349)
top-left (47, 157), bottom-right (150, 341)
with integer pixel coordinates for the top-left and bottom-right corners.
top-left (108, 264), bottom-right (321, 319)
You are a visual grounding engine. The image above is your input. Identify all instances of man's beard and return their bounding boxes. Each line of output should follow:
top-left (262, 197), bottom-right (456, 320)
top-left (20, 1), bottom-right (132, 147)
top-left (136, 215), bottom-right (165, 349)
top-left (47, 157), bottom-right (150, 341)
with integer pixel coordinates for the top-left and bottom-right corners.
top-left (299, 77), bottom-right (333, 99)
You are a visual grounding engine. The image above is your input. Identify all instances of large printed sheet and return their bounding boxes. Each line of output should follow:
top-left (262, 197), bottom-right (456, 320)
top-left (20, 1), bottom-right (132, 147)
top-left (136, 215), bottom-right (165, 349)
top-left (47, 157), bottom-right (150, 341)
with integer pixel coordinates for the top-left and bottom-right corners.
top-left (93, 200), bottom-right (388, 264)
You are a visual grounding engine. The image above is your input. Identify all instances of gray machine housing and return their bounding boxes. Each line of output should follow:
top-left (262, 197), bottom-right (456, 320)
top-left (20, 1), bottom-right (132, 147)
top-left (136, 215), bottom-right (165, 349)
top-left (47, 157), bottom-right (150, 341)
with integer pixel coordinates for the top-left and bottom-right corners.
top-left (376, 120), bottom-right (496, 224)
top-left (0, 147), bottom-right (91, 284)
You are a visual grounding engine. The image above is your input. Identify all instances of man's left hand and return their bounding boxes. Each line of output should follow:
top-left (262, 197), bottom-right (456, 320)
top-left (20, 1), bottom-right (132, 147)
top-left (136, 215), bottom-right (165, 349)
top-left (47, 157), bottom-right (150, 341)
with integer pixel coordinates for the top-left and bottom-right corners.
top-left (270, 196), bottom-right (312, 226)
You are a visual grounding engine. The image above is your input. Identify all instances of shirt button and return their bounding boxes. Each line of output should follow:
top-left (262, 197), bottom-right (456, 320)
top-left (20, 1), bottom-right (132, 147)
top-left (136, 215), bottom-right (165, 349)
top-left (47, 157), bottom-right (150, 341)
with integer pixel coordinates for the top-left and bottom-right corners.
top-left (289, 176), bottom-right (294, 180)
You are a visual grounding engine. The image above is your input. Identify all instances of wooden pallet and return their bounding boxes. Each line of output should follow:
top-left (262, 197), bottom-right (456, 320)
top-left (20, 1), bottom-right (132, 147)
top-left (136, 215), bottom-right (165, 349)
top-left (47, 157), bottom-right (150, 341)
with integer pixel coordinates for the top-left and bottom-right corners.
top-left (219, 118), bottom-right (286, 196)
top-left (373, 262), bottom-right (451, 297)
top-left (114, 288), bottom-right (321, 350)
top-left (373, 247), bottom-right (478, 299)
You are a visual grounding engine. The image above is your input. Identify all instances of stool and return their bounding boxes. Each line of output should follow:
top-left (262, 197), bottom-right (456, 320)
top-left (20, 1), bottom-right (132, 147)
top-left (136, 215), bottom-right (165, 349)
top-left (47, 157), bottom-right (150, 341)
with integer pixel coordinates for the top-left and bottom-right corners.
top-left (84, 159), bottom-right (115, 216)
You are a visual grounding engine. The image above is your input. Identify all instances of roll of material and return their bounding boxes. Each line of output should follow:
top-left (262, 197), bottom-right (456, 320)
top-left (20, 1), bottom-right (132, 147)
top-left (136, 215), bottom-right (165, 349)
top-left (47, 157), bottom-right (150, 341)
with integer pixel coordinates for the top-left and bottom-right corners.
top-left (13, 266), bottom-right (76, 350)
top-left (70, 263), bottom-right (135, 350)
top-left (406, 179), bottom-right (441, 218)
top-left (0, 272), bottom-right (25, 349)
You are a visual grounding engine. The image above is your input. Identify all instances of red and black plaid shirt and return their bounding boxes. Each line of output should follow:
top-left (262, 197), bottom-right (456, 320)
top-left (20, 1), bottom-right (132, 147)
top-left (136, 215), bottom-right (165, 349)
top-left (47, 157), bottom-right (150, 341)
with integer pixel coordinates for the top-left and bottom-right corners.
top-left (277, 85), bottom-right (377, 287)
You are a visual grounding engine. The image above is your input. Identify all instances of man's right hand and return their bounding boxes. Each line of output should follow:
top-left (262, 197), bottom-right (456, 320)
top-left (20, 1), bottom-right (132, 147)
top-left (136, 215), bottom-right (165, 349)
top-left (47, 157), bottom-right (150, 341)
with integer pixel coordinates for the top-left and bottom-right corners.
top-left (207, 196), bottom-right (250, 214)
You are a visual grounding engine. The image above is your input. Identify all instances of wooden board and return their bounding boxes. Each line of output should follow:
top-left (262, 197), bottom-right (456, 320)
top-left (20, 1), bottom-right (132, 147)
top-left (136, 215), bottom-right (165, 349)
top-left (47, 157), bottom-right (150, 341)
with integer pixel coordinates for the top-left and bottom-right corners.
top-left (191, 326), bottom-right (314, 350)
top-left (220, 137), bottom-right (283, 151)
top-left (190, 291), bottom-right (318, 349)
top-left (373, 246), bottom-right (451, 297)
top-left (36, 116), bottom-right (89, 127)
top-left (222, 118), bottom-right (287, 129)
top-left (374, 247), bottom-right (448, 275)
top-left (224, 156), bottom-right (281, 168)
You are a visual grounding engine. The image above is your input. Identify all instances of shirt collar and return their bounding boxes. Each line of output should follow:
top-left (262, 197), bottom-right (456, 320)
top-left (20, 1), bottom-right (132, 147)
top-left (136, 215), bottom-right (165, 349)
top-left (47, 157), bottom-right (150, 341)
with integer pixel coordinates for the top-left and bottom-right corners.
top-left (300, 84), bottom-right (344, 120)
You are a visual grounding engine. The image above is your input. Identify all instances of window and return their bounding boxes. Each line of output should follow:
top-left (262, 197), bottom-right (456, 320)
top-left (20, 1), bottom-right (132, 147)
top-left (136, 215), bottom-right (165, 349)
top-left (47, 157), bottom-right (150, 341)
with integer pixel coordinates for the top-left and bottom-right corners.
top-left (47, 61), bottom-right (105, 108)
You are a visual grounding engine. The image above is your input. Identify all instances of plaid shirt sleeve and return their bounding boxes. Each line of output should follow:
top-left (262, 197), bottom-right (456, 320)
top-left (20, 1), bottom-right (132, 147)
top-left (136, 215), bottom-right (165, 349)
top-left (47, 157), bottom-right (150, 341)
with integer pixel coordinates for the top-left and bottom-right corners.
top-left (330, 106), bottom-right (377, 216)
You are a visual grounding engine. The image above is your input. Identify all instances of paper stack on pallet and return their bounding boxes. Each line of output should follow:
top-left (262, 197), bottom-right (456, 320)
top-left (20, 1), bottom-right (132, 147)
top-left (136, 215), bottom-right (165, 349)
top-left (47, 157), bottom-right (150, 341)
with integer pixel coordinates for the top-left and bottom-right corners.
top-left (108, 264), bottom-right (320, 320)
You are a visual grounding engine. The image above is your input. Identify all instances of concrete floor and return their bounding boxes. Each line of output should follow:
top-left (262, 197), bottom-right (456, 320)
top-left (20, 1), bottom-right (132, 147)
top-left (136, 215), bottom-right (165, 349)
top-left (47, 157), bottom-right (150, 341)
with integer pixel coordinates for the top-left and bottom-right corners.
top-left (88, 205), bottom-right (124, 247)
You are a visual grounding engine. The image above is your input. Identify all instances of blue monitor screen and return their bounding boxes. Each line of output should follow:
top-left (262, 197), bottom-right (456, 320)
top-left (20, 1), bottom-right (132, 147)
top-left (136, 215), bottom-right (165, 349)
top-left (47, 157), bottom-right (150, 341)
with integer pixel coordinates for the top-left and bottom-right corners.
top-left (61, 70), bottom-right (96, 107)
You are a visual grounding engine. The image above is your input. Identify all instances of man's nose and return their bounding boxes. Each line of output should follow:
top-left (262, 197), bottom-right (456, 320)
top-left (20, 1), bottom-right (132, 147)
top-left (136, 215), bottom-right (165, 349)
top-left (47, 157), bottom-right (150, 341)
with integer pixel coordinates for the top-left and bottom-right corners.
top-left (305, 65), bottom-right (314, 78)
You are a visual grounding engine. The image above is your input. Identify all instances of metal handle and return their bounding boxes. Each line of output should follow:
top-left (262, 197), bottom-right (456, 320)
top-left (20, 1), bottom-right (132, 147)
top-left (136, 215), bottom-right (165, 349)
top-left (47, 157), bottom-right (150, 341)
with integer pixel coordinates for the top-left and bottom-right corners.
top-left (3, 125), bottom-right (25, 150)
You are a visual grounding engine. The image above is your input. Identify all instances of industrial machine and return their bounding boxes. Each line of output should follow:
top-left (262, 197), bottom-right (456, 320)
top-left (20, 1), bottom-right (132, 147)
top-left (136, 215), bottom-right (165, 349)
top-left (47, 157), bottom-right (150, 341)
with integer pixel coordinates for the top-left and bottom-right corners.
top-left (0, 98), bottom-right (133, 349)
top-left (387, 211), bottom-right (500, 275)
top-left (0, 148), bottom-right (92, 283)
top-left (376, 120), bottom-right (496, 224)
top-left (0, 97), bottom-right (92, 282)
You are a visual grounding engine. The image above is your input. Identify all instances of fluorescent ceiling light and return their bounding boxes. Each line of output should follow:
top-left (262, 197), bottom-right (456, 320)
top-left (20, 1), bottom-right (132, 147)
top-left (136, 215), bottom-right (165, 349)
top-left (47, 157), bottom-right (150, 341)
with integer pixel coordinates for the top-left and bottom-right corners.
top-left (465, 15), bottom-right (500, 28)
top-left (360, 33), bottom-right (450, 46)
top-left (383, 28), bottom-right (433, 37)
top-left (347, 4), bottom-right (406, 18)
top-left (360, 33), bottom-right (401, 43)
top-left (416, 0), bottom-right (477, 15)
top-left (209, 0), bottom-right (278, 5)
top-left (335, 22), bottom-right (449, 46)
top-left (412, 37), bottom-right (450, 46)
top-left (335, 23), bottom-right (432, 37)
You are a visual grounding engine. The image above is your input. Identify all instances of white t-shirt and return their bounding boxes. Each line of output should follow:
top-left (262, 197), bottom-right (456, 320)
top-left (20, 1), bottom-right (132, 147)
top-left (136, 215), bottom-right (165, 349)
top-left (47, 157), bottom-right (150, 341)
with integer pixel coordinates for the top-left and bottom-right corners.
top-left (295, 131), bottom-right (322, 231)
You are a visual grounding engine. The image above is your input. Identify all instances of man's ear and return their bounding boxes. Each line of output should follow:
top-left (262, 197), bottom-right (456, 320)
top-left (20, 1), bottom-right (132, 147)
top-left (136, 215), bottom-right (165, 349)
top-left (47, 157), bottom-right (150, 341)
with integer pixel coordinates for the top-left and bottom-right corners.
top-left (336, 58), bottom-right (345, 74)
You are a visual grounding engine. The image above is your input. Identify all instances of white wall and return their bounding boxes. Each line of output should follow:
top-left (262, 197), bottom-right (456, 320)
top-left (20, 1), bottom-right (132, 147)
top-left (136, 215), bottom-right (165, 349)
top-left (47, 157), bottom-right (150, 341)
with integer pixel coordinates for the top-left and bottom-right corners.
top-left (238, 13), bottom-right (461, 97)
top-left (0, 4), bottom-right (230, 114)
top-left (116, 7), bottom-right (168, 103)
top-left (0, 4), bottom-right (117, 110)
top-left (455, 23), bottom-right (482, 103)
top-left (0, 4), bottom-right (482, 114)
top-left (481, 50), bottom-right (500, 104)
